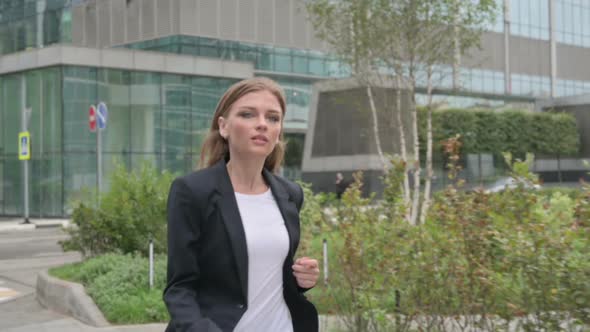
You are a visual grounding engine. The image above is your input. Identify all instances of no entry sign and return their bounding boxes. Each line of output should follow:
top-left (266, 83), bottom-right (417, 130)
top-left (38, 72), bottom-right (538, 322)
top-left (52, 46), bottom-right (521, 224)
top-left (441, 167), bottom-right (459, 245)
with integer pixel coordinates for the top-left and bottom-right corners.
top-left (89, 105), bottom-right (96, 132)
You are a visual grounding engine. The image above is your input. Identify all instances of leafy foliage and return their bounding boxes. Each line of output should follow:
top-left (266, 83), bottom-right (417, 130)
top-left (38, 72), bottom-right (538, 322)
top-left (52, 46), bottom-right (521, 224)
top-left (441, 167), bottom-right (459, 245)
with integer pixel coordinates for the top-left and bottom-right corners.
top-left (60, 161), bottom-right (175, 257)
top-left (302, 139), bottom-right (590, 331)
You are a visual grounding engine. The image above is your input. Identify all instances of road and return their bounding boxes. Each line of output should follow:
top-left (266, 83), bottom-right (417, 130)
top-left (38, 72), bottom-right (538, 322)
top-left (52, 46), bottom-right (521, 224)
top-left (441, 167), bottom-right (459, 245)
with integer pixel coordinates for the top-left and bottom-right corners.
top-left (0, 227), bottom-right (81, 331)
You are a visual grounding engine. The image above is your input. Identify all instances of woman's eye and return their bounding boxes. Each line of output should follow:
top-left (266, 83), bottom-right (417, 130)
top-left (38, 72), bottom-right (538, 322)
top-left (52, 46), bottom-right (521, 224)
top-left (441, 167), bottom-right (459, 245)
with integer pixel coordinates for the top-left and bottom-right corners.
top-left (239, 112), bottom-right (253, 118)
top-left (268, 115), bottom-right (281, 123)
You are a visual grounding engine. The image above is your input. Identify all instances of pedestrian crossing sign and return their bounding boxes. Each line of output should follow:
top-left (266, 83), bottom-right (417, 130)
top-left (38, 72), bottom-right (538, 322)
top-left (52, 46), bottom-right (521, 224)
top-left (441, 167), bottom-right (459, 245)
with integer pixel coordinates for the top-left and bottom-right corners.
top-left (18, 131), bottom-right (30, 160)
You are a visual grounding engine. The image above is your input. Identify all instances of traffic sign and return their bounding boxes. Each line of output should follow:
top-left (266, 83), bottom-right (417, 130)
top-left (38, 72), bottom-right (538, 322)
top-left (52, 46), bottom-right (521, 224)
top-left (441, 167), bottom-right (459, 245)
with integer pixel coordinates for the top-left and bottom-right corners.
top-left (18, 132), bottom-right (30, 160)
top-left (97, 102), bottom-right (108, 130)
top-left (89, 105), bottom-right (96, 132)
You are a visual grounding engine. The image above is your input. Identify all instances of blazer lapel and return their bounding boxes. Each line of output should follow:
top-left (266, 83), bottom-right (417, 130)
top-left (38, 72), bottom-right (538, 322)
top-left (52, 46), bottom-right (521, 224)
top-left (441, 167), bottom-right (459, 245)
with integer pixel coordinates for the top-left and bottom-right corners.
top-left (263, 169), bottom-right (299, 258)
top-left (212, 160), bottom-right (249, 302)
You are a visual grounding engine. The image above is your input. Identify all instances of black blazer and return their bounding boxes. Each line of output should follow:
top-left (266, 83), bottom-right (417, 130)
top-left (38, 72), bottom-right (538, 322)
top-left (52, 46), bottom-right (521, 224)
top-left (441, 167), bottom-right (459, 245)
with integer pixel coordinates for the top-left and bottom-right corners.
top-left (163, 159), bottom-right (319, 332)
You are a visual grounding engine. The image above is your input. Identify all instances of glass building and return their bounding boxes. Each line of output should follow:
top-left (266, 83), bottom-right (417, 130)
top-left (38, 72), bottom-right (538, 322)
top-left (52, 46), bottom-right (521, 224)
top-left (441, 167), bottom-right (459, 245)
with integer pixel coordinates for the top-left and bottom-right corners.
top-left (1, 0), bottom-right (590, 217)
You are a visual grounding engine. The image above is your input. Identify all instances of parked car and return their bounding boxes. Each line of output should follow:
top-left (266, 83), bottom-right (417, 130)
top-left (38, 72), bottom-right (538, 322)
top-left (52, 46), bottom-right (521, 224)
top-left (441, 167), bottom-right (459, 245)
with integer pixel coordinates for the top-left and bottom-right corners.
top-left (484, 177), bottom-right (541, 193)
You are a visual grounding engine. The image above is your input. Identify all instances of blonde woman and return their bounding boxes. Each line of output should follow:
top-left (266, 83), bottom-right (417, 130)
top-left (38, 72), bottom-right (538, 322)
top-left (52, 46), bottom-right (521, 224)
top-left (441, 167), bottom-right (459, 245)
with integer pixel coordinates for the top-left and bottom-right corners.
top-left (164, 77), bottom-right (319, 332)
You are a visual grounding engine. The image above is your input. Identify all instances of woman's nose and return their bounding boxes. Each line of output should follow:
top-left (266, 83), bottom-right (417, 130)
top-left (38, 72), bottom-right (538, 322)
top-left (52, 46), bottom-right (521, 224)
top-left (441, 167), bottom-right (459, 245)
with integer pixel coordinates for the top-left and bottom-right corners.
top-left (256, 116), bottom-right (268, 129)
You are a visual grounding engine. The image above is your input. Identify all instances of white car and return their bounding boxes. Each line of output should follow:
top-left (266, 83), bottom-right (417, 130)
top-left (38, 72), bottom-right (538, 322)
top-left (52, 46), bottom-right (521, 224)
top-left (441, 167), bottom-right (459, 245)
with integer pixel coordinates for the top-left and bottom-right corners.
top-left (485, 177), bottom-right (541, 193)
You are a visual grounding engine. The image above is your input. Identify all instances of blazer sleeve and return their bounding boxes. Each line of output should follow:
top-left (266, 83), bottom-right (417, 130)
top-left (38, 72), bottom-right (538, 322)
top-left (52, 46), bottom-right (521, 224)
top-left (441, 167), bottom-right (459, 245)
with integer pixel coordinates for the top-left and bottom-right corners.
top-left (163, 178), bottom-right (222, 332)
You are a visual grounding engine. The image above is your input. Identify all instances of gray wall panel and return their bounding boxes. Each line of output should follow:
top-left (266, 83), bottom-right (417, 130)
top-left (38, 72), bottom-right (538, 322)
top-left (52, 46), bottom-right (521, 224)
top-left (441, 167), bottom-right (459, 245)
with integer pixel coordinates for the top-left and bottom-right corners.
top-left (292, 2), bottom-right (307, 47)
top-left (238, 0), bottom-right (256, 41)
top-left (85, 3), bottom-right (97, 47)
top-left (557, 44), bottom-right (590, 81)
top-left (509, 36), bottom-right (550, 77)
top-left (71, 5), bottom-right (85, 44)
top-left (111, 0), bottom-right (126, 45)
top-left (126, 0), bottom-right (141, 42)
top-left (312, 87), bottom-right (413, 157)
top-left (275, 0), bottom-right (291, 46)
top-left (142, 0), bottom-right (156, 39)
top-left (463, 31), bottom-right (505, 72)
top-left (308, 27), bottom-right (324, 50)
top-left (258, 0), bottom-right (274, 43)
top-left (199, 0), bottom-right (218, 37)
top-left (220, 0), bottom-right (237, 40)
top-left (97, 0), bottom-right (111, 47)
top-left (157, 0), bottom-right (172, 36)
top-left (179, 0), bottom-right (198, 35)
top-left (171, 0), bottom-right (180, 34)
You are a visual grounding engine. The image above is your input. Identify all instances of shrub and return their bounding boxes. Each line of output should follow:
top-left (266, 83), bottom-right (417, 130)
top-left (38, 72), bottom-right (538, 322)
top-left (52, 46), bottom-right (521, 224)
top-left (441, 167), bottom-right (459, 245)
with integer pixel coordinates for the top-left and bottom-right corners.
top-left (302, 148), bottom-right (590, 331)
top-left (60, 161), bottom-right (175, 257)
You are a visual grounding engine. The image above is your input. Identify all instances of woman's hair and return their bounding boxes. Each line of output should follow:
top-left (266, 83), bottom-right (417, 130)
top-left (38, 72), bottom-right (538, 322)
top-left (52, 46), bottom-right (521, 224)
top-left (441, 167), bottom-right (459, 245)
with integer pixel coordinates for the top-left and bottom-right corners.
top-left (199, 77), bottom-right (287, 173)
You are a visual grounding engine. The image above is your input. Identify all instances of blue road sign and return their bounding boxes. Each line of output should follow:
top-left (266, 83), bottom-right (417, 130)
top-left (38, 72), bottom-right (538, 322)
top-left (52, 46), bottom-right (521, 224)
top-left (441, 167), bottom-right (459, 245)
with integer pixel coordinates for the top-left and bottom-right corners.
top-left (97, 102), bottom-right (108, 130)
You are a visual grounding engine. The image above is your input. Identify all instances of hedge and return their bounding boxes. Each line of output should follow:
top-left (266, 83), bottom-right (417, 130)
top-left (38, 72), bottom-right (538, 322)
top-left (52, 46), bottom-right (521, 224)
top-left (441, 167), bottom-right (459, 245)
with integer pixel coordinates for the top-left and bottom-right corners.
top-left (418, 108), bottom-right (580, 157)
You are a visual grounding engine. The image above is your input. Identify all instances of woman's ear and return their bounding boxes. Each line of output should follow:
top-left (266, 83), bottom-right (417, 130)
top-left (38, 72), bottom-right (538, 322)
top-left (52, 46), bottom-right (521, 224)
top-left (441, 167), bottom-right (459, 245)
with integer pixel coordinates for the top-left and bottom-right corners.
top-left (218, 116), bottom-right (228, 139)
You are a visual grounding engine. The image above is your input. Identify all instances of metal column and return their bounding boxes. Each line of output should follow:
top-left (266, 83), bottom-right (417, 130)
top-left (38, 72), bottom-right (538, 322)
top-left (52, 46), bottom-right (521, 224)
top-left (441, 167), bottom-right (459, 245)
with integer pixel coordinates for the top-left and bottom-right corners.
top-left (549, 0), bottom-right (557, 98)
top-left (21, 76), bottom-right (30, 224)
top-left (504, 0), bottom-right (511, 95)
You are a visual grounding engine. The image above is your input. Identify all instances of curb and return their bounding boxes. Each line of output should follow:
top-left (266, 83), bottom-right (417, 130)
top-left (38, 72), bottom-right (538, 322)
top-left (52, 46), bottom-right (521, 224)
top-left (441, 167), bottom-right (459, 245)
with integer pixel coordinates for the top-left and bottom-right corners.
top-left (36, 270), bottom-right (110, 327)
top-left (0, 223), bottom-right (36, 232)
top-left (0, 220), bottom-right (70, 233)
top-left (34, 270), bottom-right (347, 331)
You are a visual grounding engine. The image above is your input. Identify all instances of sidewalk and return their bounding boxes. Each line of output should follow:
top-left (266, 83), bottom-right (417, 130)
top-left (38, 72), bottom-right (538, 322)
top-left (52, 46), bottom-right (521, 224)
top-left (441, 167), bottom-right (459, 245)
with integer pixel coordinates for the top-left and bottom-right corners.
top-left (0, 218), bottom-right (69, 232)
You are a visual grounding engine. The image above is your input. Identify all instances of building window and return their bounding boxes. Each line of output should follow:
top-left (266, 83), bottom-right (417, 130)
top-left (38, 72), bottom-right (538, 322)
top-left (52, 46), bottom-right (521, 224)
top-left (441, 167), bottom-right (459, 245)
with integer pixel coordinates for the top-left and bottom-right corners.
top-left (555, 0), bottom-right (590, 47)
top-left (510, 0), bottom-right (550, 40)
top-left (511, 73), bottom-right (551, 97)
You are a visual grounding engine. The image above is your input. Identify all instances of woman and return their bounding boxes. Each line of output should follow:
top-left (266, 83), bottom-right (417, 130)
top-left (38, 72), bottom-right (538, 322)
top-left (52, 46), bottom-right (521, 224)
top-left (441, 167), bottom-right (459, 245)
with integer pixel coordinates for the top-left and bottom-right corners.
top-left (164, 77), bottom-right (320, 332)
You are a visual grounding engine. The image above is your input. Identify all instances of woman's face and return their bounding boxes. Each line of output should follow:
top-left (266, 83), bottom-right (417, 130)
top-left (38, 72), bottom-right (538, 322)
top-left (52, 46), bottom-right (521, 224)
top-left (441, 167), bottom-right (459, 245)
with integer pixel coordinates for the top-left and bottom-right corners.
top-left (218, 89), bottom-right (283, 161)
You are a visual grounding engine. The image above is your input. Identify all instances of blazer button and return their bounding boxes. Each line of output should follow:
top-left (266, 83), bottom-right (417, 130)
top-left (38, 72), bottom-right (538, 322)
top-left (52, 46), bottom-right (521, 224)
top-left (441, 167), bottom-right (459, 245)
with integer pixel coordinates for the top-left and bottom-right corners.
top-left (237, 304), bottom-right (244, 309)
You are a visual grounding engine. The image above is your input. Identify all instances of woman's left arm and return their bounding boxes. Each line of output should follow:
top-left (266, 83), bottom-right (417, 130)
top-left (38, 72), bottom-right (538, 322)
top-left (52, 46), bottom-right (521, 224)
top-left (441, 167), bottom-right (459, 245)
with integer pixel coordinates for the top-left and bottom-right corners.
top-left (293, 184), bottom-right (320, 292)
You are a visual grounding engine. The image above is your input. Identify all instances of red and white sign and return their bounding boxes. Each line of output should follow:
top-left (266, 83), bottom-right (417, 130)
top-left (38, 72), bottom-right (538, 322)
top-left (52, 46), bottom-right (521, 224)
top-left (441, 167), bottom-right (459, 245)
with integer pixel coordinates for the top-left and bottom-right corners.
top-left (89, 105), bottom-right (97, 132)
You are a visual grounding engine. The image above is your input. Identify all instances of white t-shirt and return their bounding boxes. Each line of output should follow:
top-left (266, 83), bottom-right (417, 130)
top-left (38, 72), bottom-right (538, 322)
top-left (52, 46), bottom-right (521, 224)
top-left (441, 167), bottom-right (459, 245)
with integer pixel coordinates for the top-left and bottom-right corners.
top-left (232, 189), bottom-right (294, 332)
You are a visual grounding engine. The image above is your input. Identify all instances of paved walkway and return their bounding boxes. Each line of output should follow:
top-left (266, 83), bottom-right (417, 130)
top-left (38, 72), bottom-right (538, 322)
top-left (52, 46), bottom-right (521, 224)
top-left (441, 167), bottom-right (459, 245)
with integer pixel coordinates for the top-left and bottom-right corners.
top-left (0, 226), bottom-right (166, 332)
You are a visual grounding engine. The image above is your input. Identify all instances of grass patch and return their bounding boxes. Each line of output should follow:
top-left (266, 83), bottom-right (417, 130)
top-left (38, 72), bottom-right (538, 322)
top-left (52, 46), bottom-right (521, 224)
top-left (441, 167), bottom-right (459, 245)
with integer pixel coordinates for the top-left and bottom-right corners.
top-left (49, 253), bottom-right (169, 324)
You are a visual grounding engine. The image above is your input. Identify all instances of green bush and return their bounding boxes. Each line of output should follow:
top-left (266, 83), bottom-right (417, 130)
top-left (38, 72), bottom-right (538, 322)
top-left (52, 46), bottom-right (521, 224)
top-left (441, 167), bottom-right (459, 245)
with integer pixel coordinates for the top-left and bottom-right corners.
top-left (304, 151), bottom-right (590, 331)
top-left (49, 253), bottom-right (168, 324)
top-left (60, 161), bottom-right (175, 257)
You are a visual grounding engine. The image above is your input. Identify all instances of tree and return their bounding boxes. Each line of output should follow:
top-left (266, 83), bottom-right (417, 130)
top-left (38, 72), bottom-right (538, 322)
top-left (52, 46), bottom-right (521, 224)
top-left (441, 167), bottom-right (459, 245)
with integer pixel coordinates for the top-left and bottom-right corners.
top-left (306, 0), bottom-right (498, 224)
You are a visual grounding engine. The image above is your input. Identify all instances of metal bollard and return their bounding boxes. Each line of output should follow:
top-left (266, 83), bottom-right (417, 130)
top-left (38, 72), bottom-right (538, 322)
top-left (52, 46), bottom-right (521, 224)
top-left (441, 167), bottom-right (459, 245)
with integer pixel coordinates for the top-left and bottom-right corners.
top-left (149, 239), bottom-right (154, 289)
top-left (323, 238), bottom-right (328, 284)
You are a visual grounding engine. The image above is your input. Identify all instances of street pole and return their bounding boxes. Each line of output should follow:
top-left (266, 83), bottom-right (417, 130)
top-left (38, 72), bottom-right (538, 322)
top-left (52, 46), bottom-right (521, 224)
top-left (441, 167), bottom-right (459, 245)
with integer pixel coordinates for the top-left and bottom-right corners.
top-left (97, 126), bottom-right (102, 195)
top-left (21, 76), bottom-right (30, 224)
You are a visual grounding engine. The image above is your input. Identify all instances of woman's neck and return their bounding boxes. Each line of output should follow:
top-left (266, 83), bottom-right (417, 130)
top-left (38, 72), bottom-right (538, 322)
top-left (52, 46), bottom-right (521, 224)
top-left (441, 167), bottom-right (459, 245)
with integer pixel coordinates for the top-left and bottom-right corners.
top-left (226, 158), bottom-right (268, 194)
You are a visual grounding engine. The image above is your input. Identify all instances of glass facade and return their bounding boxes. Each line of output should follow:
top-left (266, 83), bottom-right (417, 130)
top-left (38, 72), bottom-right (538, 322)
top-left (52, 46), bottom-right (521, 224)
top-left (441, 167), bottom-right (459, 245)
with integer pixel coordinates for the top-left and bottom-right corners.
top-left (510, 0), bottom-right (550, 40)
top-left (0, 66), bottom-right (236, 217)
top-left (123, 36), bottom-right (513, 112)
top-left (555, 0), bottom-right (590, 47)
top-left (122, 36), bottom-right (330, 131)
top-left (461, 68), bottom-right (505, 95)
top-left (511, 73), bottom-right (551, 96)
top-left (122, 35), bottom-right (350, 78)
top-left (0, 0), bottom-right (71, 55)
top-left (3, 1), bottom-right (590, 217)
top-left (489, 0), bottom-right (505, 33)
top-left (556, 78), bottom-right (590, 97)
top-left (0, 67), bottom-right (62, 216)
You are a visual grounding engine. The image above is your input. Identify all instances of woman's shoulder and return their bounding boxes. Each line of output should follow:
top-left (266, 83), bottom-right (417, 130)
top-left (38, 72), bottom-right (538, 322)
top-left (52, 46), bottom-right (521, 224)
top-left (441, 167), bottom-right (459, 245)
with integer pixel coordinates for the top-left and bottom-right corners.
top-left (172, 166), bottom-right (220, 198)
top-left (268, 172), bottom-right (304, 207)
top-left (271, 173), bottom-right (301, 193)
